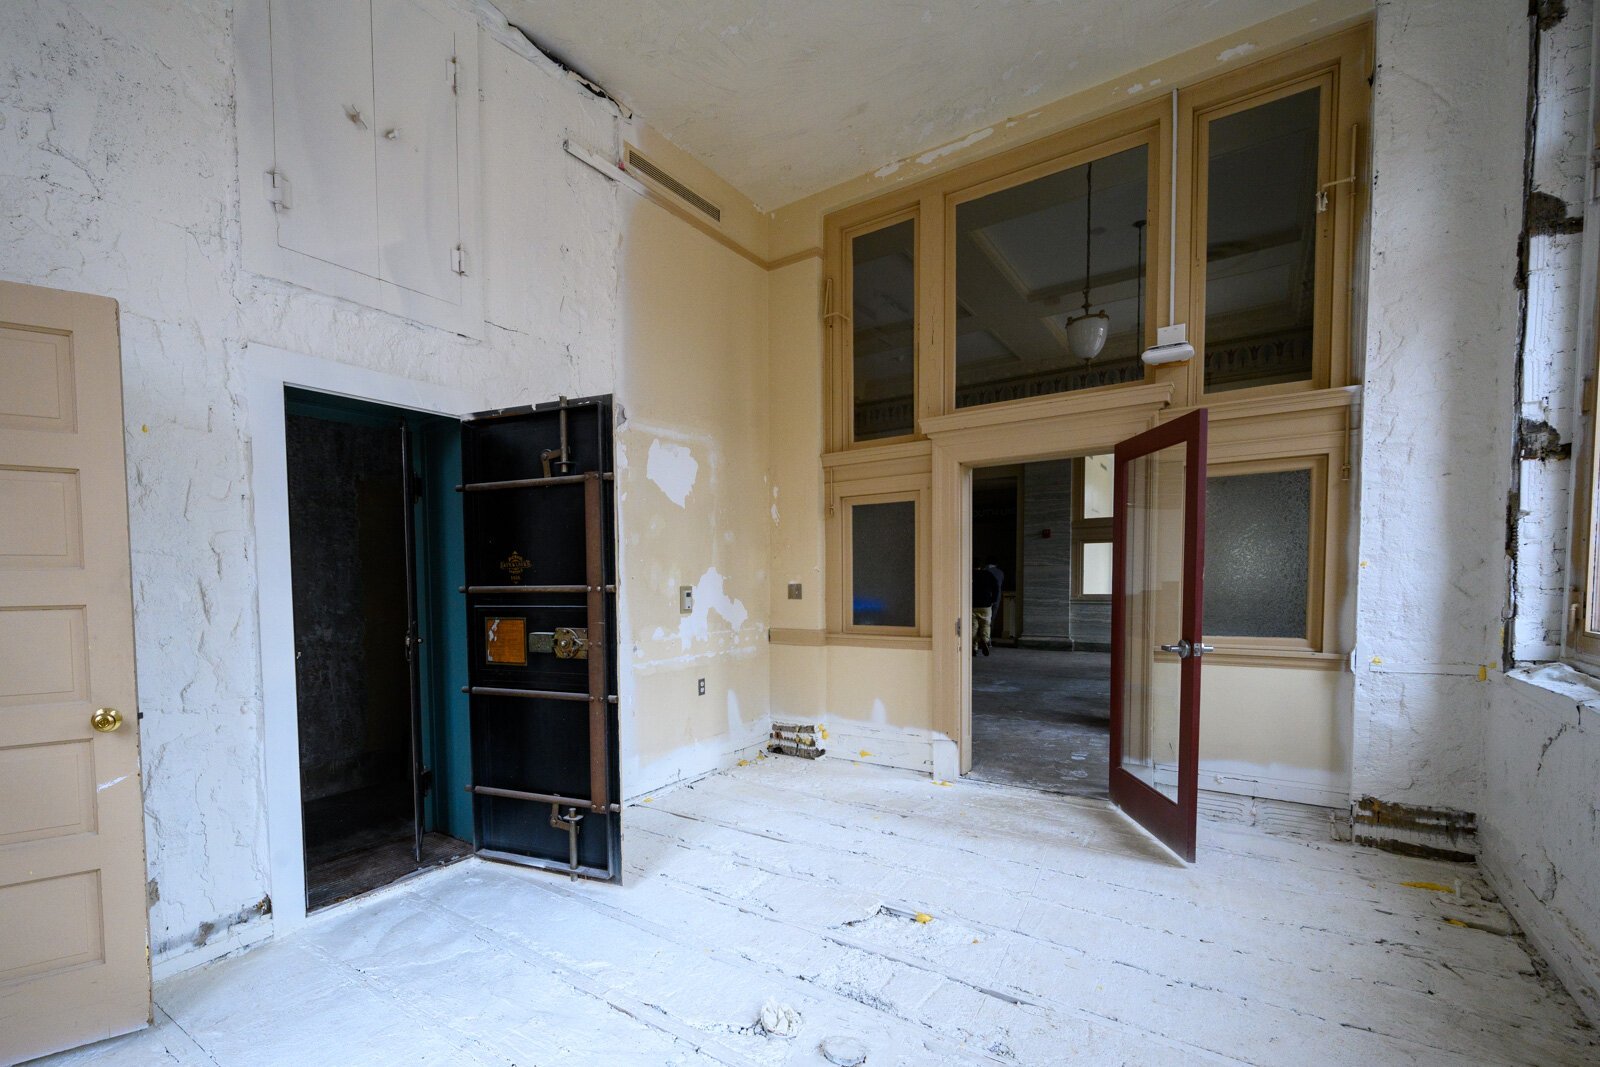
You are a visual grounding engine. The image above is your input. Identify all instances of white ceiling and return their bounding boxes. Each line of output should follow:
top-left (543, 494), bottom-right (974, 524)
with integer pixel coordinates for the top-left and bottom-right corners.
top-left (497, 0), bottom-right (1320, 209)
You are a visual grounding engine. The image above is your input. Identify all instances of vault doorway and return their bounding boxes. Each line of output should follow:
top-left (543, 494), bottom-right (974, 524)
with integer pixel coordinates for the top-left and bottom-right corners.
top-left (967, 456), bottom-right (1113, 798)
top-left (285, 388), bottom-right (472, 911)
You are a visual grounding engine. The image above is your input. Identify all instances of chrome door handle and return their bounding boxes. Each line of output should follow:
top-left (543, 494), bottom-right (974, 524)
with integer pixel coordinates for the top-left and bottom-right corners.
top-left (1159, 641), bottom-right (1216, 659)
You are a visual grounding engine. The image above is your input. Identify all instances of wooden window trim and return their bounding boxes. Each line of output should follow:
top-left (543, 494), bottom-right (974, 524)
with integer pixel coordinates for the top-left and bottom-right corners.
top-left (1180, 30), bottom-right (1370, 403)
top-left (835, 208), bottom-right (921, 450)
top-left (821, 24), bottom-right (1370, 447)
top-left (1566, 301), bottom-right (1600, 663)
top-left (941, 123), bottom-right (1167, 418)
top-left (1201, 454), bottom-right (1330, 653)
top-left (829, 477), bottom-right (931, 638)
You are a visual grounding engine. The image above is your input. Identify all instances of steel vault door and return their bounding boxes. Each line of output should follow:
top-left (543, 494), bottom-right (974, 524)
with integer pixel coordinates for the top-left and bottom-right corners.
top-left (459, 395), bottom-right (621, 881)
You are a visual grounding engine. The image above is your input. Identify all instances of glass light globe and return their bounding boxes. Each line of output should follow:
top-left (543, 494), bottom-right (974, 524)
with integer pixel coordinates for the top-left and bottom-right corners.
top-left (1064, 309), bottom-right (1110, 361)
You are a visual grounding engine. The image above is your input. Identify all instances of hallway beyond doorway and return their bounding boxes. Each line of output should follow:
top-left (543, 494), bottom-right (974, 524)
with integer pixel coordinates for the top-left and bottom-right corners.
top-left (969, 646), bottom-right (1110, 797)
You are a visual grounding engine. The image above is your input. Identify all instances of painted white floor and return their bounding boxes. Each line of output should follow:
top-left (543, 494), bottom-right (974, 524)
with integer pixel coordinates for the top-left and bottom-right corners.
top-left (44, 759), bottom-right (1598, 1066)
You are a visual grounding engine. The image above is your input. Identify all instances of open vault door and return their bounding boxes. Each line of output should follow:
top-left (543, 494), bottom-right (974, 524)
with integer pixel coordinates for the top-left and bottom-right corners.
top-left (459, 396), bottom-right (621, 881)
top-left (1110, 409), bottom-right (1207, 863)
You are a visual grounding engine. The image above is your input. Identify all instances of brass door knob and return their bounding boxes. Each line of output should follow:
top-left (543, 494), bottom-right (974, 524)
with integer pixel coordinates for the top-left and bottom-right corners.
top-left (91, 707), bottom-right (123, 732)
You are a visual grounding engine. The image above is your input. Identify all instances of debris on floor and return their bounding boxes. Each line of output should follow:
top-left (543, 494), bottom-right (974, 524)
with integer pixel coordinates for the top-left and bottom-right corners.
top-left (769, 720), bottom-right (826, 759)
top-left (756, 997), bottom-right (803, 1038)
top-left (820, 1035), bottom-right (869, 1065)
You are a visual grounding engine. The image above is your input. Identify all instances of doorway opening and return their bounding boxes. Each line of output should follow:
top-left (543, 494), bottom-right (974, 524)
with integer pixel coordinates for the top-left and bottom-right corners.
top-left (284, 388), bottom-right (472, 911)
top-left (968, 454), bottom-right (1114, 798)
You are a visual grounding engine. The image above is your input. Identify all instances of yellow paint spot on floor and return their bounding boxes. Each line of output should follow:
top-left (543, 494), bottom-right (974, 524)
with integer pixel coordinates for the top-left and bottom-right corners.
top-left (737, 759), bottom-right (750, 766)
top-left (642, 797), bottom-right (653, 804)
top-left (1401, 881), bottom-right (1455, 893)
top-left (140, 424), bottom-right (149, 433)
top-left (933, 779), bottom-right (952, 787)
top-left (1478, 665), bottom-right (1488, 682)
top-left (820, 727), bottom-right (830, 739)
top-left (1444, 918), bottom-right (1469, 927)
top-left (1370, 655), bottom-right (1384, 665)
top-left (859, 749), bottom-right (873, 758)
top-left (914, 913), bottom-right (933, 924)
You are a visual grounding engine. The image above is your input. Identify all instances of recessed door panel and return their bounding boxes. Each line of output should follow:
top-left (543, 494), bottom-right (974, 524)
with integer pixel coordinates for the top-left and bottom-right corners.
top-left (460, 397), bottom-right (620, 881)
top-left (1110, 409), bottom-right (1207, 861)
top-left (0, 281), bottom-right (149, 1063)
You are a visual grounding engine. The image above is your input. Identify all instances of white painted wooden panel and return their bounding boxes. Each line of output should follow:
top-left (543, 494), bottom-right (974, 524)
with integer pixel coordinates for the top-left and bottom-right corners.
top-left (269, 0), bottom-right (379, 278)
top-left (373, 0), bottom-right (462, 304)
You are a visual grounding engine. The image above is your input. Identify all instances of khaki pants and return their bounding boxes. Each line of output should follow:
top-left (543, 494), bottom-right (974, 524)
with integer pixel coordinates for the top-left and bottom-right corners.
top-left (972, 606), bottom-right (993, 651)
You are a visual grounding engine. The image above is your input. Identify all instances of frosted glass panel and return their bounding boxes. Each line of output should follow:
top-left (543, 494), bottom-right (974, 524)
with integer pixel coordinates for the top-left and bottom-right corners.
top-left (1203, 468), bottom-right (1311, 637)
top-left (1080, 541), bottom-right (1112, 596)
top-left (853, 221), bottom-right (916, 441)
top-left (1081, 454), bottom-right (1113, 518)
top-left (852, 500), bottom-right (916, 627)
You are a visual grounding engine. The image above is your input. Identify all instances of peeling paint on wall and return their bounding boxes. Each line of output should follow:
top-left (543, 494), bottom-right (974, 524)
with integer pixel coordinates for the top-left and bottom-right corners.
top-left (645, 437), bottom-right (699, 506)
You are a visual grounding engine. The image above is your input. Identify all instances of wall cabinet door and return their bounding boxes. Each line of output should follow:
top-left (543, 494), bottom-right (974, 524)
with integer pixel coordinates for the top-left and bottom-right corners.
top-left (374, 0), bottom-right (463, 305)
top-left (269, 0), bottom-right (380, 278)
top-left (239, 0), bottom-right (482, 336)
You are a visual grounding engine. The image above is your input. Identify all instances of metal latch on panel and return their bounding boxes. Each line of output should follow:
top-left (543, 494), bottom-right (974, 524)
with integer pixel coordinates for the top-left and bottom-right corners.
top-left (550, 804), bottom-right (583, 873)
top-left (263, 170), bottom-right (291, 210)
top-left (452, 244), bottom-right (468, 276)
top-left (526, 627), bottom-right (589, 659)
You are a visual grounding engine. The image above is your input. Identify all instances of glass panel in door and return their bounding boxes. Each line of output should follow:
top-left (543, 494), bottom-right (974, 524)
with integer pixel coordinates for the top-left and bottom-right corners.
top-left (1110, 410), bottom-right (1207, 861)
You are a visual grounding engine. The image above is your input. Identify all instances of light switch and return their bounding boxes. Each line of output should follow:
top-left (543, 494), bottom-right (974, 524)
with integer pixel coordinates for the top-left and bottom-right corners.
top-left (679, 586), bottom-right (694, 614)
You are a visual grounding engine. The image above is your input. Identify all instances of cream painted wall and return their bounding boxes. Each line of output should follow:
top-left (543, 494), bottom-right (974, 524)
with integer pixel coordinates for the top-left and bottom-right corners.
top-left (615, 194), bottom-right (774, 795)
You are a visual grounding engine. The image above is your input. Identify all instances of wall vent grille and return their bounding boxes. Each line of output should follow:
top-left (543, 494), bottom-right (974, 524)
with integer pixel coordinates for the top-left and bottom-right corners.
top-left (626, 150), bottom-right (722, 223)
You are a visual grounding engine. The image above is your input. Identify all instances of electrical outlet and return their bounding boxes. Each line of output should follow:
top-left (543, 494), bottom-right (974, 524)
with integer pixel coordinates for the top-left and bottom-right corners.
top-left (697, 678), bottom-right (706, 696)
top-left (787, 582), bottom-right (803, 600)
top-left (679, 586), bottom-right (694, 614)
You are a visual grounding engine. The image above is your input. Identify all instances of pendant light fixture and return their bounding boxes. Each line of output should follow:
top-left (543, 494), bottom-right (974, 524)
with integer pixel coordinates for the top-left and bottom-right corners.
top-left (1064, 159), bottom-right (1110, 362)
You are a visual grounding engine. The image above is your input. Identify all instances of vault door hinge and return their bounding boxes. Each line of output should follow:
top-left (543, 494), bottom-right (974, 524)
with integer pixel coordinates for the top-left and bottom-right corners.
top-left (263, 170), bottom-right (291, 210)
top-left (452, 244), bottom-right (468, 276)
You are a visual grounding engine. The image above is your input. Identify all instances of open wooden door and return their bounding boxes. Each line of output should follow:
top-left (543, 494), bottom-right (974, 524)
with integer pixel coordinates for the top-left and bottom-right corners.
top-left (0, 282), bottom-right (151, 1061)
top-left (458, 396), bottom-right (621, 881)
top-left (1110, 409), bottom-right (1207, 862)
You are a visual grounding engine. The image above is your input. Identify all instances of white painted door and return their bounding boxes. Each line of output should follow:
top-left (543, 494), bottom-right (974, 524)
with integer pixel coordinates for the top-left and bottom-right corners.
top-left (0, 282), bottom-right (150, 1063)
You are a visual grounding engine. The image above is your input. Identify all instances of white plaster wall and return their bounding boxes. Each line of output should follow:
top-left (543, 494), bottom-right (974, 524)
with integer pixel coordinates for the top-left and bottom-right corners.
top-left (0, 0), bottom-right (763, 967)
top-left (1479, 0), bottom-right (1600, 1030)
top-left (1482, 667), bottom-right (1600, 1026)
top-left (1351, 0), bottom-right (1528, 812)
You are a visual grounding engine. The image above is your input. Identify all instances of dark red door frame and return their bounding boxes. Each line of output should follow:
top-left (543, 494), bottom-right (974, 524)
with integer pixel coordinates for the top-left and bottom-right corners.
top-left (1109, 408), bottom-right (1207, 862)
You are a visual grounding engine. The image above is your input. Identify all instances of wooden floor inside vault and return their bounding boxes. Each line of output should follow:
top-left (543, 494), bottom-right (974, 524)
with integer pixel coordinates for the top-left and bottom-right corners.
top-left (46, 758), bottom-right (1597, 1066)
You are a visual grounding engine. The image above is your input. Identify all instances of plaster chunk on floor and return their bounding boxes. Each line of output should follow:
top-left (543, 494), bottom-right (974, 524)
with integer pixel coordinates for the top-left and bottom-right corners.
top-left (757, 997), bottom-right (803, 1038)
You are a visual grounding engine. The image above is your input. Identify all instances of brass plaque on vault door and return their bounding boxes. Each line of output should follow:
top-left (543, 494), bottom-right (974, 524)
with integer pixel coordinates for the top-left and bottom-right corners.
top-left (484, 616), bottom-right (527, 666)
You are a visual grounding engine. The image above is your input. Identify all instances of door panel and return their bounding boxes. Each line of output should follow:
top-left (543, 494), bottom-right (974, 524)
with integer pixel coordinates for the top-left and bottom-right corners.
top-left (1110, 410), bottom-right (1207, 862)
top-left (0, 282), bottom-right (150, 1062)
top-left (460, 397), bottom-right (621, 881)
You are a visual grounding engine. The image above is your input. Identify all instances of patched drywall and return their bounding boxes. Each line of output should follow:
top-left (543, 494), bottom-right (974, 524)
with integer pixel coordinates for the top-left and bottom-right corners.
top-left (0, 0), bottom-right (770, 969)
top-left (614, 192), bottom-right (773, 797)
top-left (1351, 0), bottom-right (1529, 814)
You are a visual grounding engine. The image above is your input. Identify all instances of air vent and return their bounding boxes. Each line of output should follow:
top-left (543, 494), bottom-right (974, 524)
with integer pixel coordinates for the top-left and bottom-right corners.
top-left (626, 149), bottom-right (722, 223)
